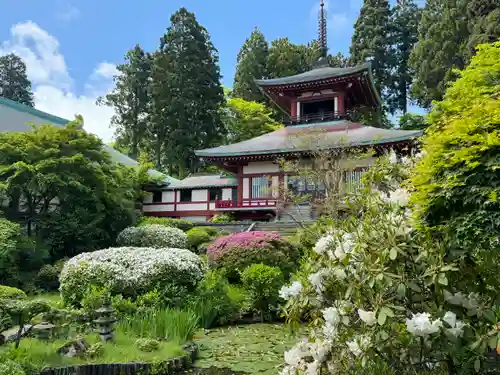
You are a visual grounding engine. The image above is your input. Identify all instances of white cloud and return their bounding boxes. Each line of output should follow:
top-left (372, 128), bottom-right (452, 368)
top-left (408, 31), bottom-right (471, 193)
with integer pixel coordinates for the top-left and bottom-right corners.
top-left (0, 21), bottom-right (117, 142)
top-left (310, 1), bottom-right (354, 37)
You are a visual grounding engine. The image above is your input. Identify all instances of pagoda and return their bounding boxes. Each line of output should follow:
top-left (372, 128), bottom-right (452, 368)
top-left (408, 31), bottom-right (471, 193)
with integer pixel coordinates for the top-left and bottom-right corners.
top-left (142, 1), bottom-right (421, 222)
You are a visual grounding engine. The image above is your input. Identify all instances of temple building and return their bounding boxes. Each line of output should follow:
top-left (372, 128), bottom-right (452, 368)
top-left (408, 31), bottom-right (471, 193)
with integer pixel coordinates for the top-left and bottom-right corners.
top-left (142, 1), bottom-right (422, 222)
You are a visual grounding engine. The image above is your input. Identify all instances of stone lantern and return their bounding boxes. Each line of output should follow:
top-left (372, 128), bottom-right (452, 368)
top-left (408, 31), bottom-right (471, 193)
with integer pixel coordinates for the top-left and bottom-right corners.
top-left (33, 319), bottom-right (55, 340)
top-left (93, 303), bottom-right (117, 342)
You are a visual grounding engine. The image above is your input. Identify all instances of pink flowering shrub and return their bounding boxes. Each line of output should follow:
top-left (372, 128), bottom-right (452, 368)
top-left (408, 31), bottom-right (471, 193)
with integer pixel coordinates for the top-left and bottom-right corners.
top-left (207, 231), bottom-right (299, 281)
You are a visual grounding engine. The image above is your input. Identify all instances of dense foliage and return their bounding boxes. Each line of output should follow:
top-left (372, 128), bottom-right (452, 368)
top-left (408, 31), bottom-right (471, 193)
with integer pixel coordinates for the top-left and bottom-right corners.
top-left (60, 247), bottom-right (205, 305)
top-left (207, 231), bottom-right (299, 281)
top-left (138, 216), bottom-right (194, 231)
top-left (0, 53), bottom-right (34, 107)
top-left (412, 41), bottom-right (500, 292)
top-left (117, 224), bottom-right (187, 249)
top-left (0, 285), bottom-right (27, 300)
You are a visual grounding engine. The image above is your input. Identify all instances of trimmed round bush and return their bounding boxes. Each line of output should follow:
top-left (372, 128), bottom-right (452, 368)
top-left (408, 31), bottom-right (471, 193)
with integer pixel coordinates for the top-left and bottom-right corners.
top-left (138, 217), bottom-right (194, 231)
top-left (186, 227), bottom-right (213, 252)
top-left (206, 231), bottom-right (299, 281)
top-left (0, 285), bottom-right (27, 300)
top-left (117, 225), bottom-right (187, 248)
top-left (60, 247), bottom-right (205, 306)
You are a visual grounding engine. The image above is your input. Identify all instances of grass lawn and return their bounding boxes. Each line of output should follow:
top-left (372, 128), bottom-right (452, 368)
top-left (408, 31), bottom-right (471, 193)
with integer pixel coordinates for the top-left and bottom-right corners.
top-left (195, 323), bottom-right (303, 375)
top-left (0, 329), bottom-right (183, 370)
top-left (28, 292), bottom-right (63, 308)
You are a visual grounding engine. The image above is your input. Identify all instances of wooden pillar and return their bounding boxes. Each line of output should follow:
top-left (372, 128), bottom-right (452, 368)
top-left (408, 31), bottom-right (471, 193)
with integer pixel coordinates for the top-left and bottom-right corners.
top-left (337, 93), bottom-right (345, 115)
top-left (237, 165), bottom-right (243, 203)
top-left (290, 100), bottom-right (297, 119)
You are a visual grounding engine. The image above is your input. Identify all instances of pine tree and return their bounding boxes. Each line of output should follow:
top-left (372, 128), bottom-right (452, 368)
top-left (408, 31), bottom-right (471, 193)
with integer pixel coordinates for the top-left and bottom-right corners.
top-left (0, 53), bottom-right (34, 107)
top-left (409, 0), bottom-right (468, 108)
top-left (267, 38), bottom-right (319, 79)
top-left (388, 0), bottom-right (420, 114)
top-left (98, 45), bottom-right (151, 159)
top-left (233, 27), bottom-right (269, 102)
top-left (150, 8), bottom-right (225, 177)
top-left (350, 0), bottom-right (392, 93)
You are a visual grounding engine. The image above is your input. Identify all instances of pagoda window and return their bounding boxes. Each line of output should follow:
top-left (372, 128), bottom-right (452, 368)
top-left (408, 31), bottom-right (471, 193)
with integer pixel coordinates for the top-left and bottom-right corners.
top-left (152, 191), bottom-right (163, 203)
top-left (179, 190), bottom-right (192, 202)
top-left (209, 188), bottom-right (223, 202)
top-left (301, 99), bottom-right (336, 120)
top-left (251, 176), bottom-right (271, 199)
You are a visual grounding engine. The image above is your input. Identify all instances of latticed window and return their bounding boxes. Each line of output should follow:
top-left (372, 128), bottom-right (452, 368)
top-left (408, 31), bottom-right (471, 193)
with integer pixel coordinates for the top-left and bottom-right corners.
top-left (251, 176), bottom-right (271, 198)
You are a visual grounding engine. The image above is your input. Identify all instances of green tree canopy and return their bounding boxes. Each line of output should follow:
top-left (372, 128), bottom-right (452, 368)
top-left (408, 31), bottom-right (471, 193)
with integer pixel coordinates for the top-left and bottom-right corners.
top-left (397, 112), bottom-right (427, 130)
top-left (97, 45), bottom-right (151, 160)
top-left (150, 7), bottom-right (225, 177)
top-left (222, 97), bottom-right (282, 144)
top-left (0, 119), bottom-right (149, 259)
top-left (0, 53), bottom-right (34, 107)
top-left (233, 27), bottom-right (269, 102)
top-left (266, 38), bottom-right (320, 79)
top-left (350, 0), bottom-right (392, 93)
top-left (388, 0), bottom-right (420, 114)
top-left (411, 41), bottom-right (500, 258)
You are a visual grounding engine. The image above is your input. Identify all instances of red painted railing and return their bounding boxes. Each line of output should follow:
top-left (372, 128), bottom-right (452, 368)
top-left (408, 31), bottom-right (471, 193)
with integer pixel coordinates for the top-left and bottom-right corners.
top-left (215, 199), bottom-right (277, 209)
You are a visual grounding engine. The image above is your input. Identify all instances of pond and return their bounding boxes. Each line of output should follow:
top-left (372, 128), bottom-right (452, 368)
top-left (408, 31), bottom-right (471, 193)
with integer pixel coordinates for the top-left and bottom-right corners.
top-left (178, 367), bottom-right (248, 375)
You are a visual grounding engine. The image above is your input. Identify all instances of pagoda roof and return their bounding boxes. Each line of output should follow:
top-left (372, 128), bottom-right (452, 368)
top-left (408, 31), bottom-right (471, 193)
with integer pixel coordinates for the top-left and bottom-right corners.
top-left (167, 174), bottom-right (237, 190)
top-left (195, 120), bottom-right (422, 159)
top-left (255, 63), bottom-right (371, 87)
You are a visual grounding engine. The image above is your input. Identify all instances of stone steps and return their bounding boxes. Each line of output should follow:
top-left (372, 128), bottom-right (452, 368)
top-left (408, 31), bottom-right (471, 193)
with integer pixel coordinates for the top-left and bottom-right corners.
top-left (252, 220), bottom-right (314, 237)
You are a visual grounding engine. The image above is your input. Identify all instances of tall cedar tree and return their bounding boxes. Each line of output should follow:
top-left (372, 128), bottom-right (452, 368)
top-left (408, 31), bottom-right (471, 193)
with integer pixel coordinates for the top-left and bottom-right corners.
top-left (350, 0), bottom-right (392, 95)
top-left (98, 45), bottom-right (151, 159)
top-left (0, 54), bottom-right (34, 107)
top-left (233, 27), bottom-right (269, 102)
top-left (266, 38), bottom-right (320, 79)
top-left (409, 0), bottom-right (468, 108)
top-left (150, 8), bottom-right (225, 177)
top-left (465, 0), bottom-right (500, 60)
top-left (388, 0), bottom-right (420, 114)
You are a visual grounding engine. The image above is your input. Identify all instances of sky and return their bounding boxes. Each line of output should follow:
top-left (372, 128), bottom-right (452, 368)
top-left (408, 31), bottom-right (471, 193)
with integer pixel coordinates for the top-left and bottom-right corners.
top-left (0, 0), bottom-right (405, 143)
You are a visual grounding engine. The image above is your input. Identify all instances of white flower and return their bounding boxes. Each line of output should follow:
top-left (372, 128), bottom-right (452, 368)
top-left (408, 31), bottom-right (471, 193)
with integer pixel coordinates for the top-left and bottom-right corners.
top-left (358, 309), bottom-right (377, 326)
top-left (447, 321), bottom-right (466, 338)
top-left (280, 366), bottom-right (296, 375)
top-left (117, 225), bottom-right (188, 248)
top-left (332, 267), bottom-right (347, 280)
top-left (444, 290), bottom-right (466, 306)
top-left (314, 235), bottom-right (334, 255)
top-left (308, 269), bottom-right (333, 295)
top-left (346, 335), bottom-right (371, 357)
top-left (309, 341), bottom-right (330, 362)
top-left (279, 281), bottom-right (303, 300)
top-left (388, 150), bottom-right (398, 164)
top-left (382, 188), bottom-right (409, 207)
top-left (406, 313), bottom-right (443, 336)
top-left (462, 293), bottom-right (480, 314)
top-left (443, 311), bottom-right (457, 327)
top-left (305, 360), bottom-right (320, 375)
top-left (284, 341), bottom-right (309, 366)
top-left (323, 307), bottom-right (341, 327)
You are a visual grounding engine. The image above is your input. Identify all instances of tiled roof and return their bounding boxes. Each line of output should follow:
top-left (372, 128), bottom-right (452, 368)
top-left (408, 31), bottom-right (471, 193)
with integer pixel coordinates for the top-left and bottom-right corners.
top-left (167, 174), bottom-right (237, 189)
top-left (0, 95), bottom-right (174, 183)
top-left (195, 120), bottom-right (422, 158)
top-left (255, 64), bottom-right (370, 87)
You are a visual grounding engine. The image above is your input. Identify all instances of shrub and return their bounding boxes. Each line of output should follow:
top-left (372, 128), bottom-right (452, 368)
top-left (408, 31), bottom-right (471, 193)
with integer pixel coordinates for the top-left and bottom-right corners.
top-left (207, 231), bottom-right (299, 281)
top-left (117, 225), bottom-right (187, 248)
top-left (186, 227), bottom-right (213, 252)
top-left (34, 258), bottom-right (67, 292)
top-left (138, 217), bottom-right (194, 231)
top-left (188, 270), bottom-right (245, 328)
top-left (209, 214), bottom-right (233, 223)
top-left (241, 264), bottom-right (284, 321)
top-left (86, 342), bottom-right (104, 358)
top-left (60, 247), bottom-right (204, 306)
top-left (0, 360), bottom-right (25, 375)
top-left (0, 286), bottom-right (27, 300)
top-left (196, 226), bottom-right (219, 236)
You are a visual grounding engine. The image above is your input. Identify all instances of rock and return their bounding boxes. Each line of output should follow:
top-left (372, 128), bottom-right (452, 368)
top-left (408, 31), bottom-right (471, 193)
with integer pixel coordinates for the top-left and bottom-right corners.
top-left (57, 337), bottom-right (89, 357)
top-left (0, 324), bottom-right (33, 345)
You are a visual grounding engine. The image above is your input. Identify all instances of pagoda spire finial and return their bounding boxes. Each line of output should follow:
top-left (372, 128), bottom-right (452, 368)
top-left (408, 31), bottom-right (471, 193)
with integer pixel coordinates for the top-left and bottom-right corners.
top-left (318, 0), bottom-right (328, 59)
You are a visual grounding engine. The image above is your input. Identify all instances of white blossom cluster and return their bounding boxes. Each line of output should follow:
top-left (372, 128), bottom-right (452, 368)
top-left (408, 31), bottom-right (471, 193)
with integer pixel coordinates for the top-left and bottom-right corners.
top-left (406, 311), bottom-right (465, 338)
top-left (60, 246), bottom-right (204, 302)
top-left (116, 224), bottom-right (188, 249)
top-left (282, 339), bottom-right (330, 375)
top-left (279, 281), bottom-right (303, 300)
top-left (313, 231), bottom-right (355, 260)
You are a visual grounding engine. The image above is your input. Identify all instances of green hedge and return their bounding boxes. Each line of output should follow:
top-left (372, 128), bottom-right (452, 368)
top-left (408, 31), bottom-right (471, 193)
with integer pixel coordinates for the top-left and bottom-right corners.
top-left (138, 217), bottom-right (194, 231)
top-left (0, 285), bottom-right (27, 300)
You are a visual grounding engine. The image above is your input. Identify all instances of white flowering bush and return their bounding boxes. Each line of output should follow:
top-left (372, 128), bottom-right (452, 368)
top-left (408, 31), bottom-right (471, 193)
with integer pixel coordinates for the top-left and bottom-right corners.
top-left (116, 224), bottom-right (188, 249)
top-left (60, 246), bottom-right (204, 305)
top-left (279, 152), bottom-right (500, 375)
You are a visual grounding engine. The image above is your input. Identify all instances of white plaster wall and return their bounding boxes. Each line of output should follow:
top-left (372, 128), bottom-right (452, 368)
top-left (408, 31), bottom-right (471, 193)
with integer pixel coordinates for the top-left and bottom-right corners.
top-left (183, 216), bottom-right (207, 222)
top-left (222, 188), bottom-right (232, 200)
top-left (142, 204), bottom-right (175, 212)
top-left (177, 203), bottom-right (207, 211)
top-left (209, 203), bottom-right (216, 210)
top-left (243, 161), bottom-right (279, 174)
top-left (191, 189), bottom-right (207, 202)
top-left (243, 178), bottom-right (250, 199)
top-left (163, 191), bottom-right (175, 203)
top-left (271, 175), bottom-right (279, 198)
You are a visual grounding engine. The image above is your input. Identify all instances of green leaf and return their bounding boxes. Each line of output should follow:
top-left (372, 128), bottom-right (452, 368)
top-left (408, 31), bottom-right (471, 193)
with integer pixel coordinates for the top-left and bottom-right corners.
top-left (484, 310), bottom-right (496, 324)
top-left (381, 306), bottom-right (394, 318)
top-left (378, 310), bottom-right (387, 326)
top-left (407, 282), bottom-right (421, 292)
top-left (396, 283), bottom-right (406, 297)
top-left (488, 335), bottom-right (497, 349)
top-left (389, 248), bottom-right (397, 260)
top-left (474, 358), bottom-right (481, 372)
top-left (438, 273), bottom-right (448, 286)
